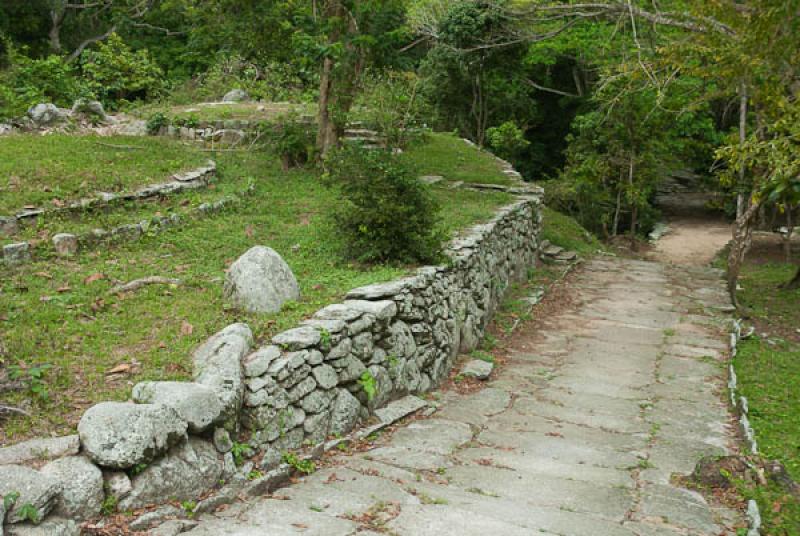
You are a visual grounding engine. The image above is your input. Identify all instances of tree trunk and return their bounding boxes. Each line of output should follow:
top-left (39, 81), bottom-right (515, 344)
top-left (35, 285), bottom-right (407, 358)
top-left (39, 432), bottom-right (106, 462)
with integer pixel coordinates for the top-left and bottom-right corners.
top-left (727, 196), bottom-right (760, 307)
top-left (785, 203), bottom-right (793, 262)
top-left (317, 54), bottom-right (337, 156)
top-left (49, 8), bottom-right (65, 53)
top-left (315, 0), bottom-right (361, 158)
top-left (784, 266), bottom-right (800, 290)
top-left (736, 82), bottom-right (748, 219)
top-left (612, 183), bottom-right (622, 237)
top-left (628, 155), bottom-right (637, 249)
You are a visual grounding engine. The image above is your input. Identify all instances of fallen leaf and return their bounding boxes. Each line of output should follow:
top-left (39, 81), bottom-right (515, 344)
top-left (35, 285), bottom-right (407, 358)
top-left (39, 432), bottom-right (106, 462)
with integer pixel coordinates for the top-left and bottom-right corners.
top-left (106, 363), bottom-right (132, 375)
top-left (245, 225), bottom-right (255, 238)
top-left (52, 198), bottom-right (65, 207)
top-left (291, 523), bottom-right (308, 530)
top-left (180, 320), bottom-right (194, 336)
top-left (57, 285), bottom-right (71, 293)
top-left (158, 341), bottom-right (167, 349)
top-left (546, 431), bottom-right (564, 438)
top-left (34, 271), bottom-right (53, 279)
top-left (40, 295), bottom-right (52, 302)
top-left (84, 273), bottom-right (105, 284)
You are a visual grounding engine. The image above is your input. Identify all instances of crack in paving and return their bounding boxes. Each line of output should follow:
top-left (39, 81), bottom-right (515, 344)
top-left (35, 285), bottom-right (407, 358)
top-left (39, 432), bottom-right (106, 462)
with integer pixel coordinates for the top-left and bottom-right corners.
top-left (183, 258), bottom-right (745, 536)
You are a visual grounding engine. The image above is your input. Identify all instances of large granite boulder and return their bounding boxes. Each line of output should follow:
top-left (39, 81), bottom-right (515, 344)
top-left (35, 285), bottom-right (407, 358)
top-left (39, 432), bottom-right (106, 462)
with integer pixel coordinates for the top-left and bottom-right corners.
top-left (27, 103), bottom-right (66, 126)
top-left (71, 99), bottom-right (109, 122)
top-left (223, 246), bottom-right (300, 314)
top-left (0, 465), bottom-right (61, 524)
top-left (119, 438), bottom-right (223, 510)
top-left (222, 89), bottom-right (249, 102)
top-left (78, 402), bottom-right (187, 469)
top-left (40, 456), bottom-right (104, 520)
top-left (132, 381), bottom-right (224, 433)
top-left (193, 323), bottom-right (253, 429)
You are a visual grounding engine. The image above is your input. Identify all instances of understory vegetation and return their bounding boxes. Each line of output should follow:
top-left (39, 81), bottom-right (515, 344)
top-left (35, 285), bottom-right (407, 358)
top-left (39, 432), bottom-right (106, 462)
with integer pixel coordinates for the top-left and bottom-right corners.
top-left (731, 253), bottom-right (800, 534)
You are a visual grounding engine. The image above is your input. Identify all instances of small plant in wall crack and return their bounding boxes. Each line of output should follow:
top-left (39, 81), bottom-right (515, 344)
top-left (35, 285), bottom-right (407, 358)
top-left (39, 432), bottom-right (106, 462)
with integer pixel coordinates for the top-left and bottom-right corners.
top-left (282, 452), bottom-right (315, 474)
top-left (17, 503), bottom-right (41, 524)
top-left (230, 441), bottom-right (252, 467)
top-left (358, 370), bottom-right (377, 401)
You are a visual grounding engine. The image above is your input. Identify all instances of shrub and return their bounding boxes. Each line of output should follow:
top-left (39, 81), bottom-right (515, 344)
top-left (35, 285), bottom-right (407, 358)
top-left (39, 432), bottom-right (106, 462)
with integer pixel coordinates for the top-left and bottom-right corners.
top-left (264, 112), bottom-right (316, 170)
top-left (487, 121), bottom-right (530, 161)
top-left (0, 46), bottom-right (85, 119)
top-left (80, 34), bottom-right (164, 108)
top-left (354, 71), bottom-right (431, 148)
top-left (324, 146), bottom-right (445, 263)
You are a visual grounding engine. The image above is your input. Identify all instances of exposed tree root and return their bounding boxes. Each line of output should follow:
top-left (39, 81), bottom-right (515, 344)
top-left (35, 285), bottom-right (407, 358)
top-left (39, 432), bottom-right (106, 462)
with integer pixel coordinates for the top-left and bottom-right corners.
top-left (109, 276), bottom-right (182, 294)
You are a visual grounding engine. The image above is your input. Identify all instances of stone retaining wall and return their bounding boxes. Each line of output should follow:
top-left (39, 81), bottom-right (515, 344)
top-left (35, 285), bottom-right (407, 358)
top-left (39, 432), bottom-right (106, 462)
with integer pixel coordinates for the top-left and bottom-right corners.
top-left (0, 187), bottom-right (543, 534)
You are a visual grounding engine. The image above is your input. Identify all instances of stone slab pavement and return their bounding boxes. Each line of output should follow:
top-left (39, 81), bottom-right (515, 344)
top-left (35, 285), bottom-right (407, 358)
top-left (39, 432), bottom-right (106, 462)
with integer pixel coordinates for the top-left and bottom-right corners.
top-left (185, 258), bottom-right (744, 536)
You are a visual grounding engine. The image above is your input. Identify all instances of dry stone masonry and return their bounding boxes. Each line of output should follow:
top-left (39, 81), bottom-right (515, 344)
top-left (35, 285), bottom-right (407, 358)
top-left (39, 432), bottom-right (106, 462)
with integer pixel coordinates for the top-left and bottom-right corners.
top-left (0, 180), bottom-right (543, 533)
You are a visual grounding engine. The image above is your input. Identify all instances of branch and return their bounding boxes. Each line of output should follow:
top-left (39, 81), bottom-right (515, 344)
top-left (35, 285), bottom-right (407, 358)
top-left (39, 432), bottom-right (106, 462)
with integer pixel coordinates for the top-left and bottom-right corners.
top-left (66, 24), bottom-right (117, 62)
top-left (109, 276), bottom-right (182, 294)
top-left (525, 79), bottom-right (581, 98)
top-left (519, 2), bottom-right (735, 36)
top-left (131, 21), bottom-right (187, 36)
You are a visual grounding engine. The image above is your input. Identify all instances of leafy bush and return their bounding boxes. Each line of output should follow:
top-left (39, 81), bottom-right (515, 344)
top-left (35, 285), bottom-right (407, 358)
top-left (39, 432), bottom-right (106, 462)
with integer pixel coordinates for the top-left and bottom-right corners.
top-left (169, 56), bottom-right (313, 105)
top-left (487, 121), bottom-right (530, 161)
top-left (324, 146), bottom-right (445, 263)
top-left (146, 112), bottom-right (169, 135)
top-left (264, 112), bottom-right (316, 170)
top-left (80, 34), bottom-right (164, 108)
top-left (354, 71), bottom-right (431, 148)
top-left (0, 46), bottom-right (85, 119)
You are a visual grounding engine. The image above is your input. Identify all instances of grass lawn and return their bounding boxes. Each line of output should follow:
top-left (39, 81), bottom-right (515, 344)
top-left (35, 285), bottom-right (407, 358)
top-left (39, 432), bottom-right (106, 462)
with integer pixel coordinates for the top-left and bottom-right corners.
top-left (0, 137), bottom-right (513, 444)
top-left (400, 133), bottom-right (515, 186)
top-left (733, 259), bottom-right (800, 534)
top-left (541, 206), bottom-right (605, 256)
top-left (0, 134), bottom-right (207, 215)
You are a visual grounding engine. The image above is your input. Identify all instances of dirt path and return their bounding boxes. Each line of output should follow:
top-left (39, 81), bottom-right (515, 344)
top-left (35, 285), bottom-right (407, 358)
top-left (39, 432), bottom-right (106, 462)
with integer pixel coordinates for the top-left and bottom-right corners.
top-left (185, 258), bottom-right (743, 535)
top-left (648, 193), bottom-right (732, 266)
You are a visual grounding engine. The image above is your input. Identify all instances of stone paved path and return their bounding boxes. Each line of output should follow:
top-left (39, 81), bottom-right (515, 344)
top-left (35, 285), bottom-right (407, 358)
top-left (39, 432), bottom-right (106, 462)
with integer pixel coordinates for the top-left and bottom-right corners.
top-left (186, 258), bottom-right (743, 535)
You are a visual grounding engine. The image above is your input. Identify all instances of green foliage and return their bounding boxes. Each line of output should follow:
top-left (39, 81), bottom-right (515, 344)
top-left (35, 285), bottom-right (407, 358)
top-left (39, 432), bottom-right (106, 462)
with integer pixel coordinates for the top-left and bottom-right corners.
top-left (100, 493), bottom-right (118, 516)
top-left (17, 503), bottom-right (41, 524)
top-left (354, 71), bottom-right (431, 148)
top-left (146, 112), bottom-right (169, 135)
top-left (0, 46), bottom-right (84, 119)
top-left (9, 363), bottom-right (52, 402)
top-left (230, 441), bottom-right (251, 467)
top-left (324, 146), bottom-right (445, 264)
top-left (181, 500), bottom-right (197, 517)
top-left (264, 113), bottom-right (316, 170)
top-left (282, 452), bottom-right (315, 474)
top-left (80, 34), bottom-right (164, 108)
top-left (358, 370), bottom-right (378, 401)
top-left (3, 491), bottom-right (20, 510)
top-left (486, 121), bottom-right (530, 162)
top-left (130, 463), bottom-right (148, 476)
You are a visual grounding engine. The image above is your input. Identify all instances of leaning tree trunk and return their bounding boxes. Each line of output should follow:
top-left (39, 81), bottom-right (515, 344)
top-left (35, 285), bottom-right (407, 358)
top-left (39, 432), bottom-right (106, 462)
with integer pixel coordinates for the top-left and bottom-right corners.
top-left (784, 266), bottom-right (800, 290)
top-left (736, 82), bottom-right (748, 219)
top-left (727, 197), bottom-right (761, 307)
top-left (784, 202), bottom-right (793, 263)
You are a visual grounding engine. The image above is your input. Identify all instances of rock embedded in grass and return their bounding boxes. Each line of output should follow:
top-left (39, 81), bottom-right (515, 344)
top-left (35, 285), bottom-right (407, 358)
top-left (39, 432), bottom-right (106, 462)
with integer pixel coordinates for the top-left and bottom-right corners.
top-left (52, 233), bottom-right (78, 257)
top-left (27, 103), bottom-right (67, 126)
top-left (131, 381), bottom-right (224, 433)
top-left (222, 89), bottom-right (249, 102)
top-left (77, 402), bottom-right (187, 469)
top-left (223, 246), bottom-right (301, 314)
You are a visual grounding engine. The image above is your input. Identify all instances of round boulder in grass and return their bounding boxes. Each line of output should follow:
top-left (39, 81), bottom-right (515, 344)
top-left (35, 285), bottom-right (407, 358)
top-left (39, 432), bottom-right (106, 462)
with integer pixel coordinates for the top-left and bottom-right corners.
top-left (223, 246), bottom-right (300, 313)
top-left (78, 402), bottom-right (187, 469)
